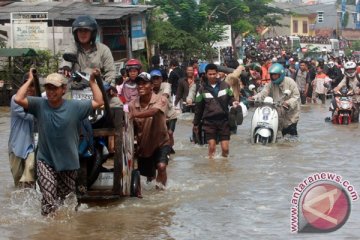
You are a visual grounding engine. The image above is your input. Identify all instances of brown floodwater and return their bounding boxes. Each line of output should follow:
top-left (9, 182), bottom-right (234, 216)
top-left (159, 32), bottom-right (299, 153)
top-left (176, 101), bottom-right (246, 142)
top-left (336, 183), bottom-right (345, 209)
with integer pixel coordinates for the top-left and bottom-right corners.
top-left (1, 104), bottom-right (360, 239)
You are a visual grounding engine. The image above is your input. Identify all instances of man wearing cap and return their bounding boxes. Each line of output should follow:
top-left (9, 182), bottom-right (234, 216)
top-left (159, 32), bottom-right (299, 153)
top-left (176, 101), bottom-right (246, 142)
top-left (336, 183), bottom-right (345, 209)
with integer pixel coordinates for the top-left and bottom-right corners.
top-left (8, 69), bottom-right (36, 188)
top-left (128, 72), bottom-right (171, 188)
top-left (15, 69), bottom-right (104, 216)
top-left (150, 69), bottom-right (178, 154)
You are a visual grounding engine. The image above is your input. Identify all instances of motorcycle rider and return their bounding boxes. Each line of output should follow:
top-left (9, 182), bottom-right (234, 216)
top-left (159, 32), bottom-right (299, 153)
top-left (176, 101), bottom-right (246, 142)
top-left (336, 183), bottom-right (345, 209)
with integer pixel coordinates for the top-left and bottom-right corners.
top-left (333, 61), bottom-right (360, 122)
top-left (249, 63), bottom-right (300, 136)
top-left (327, 60), bottom-right (343, 89)
top-left (61, 15), bottom-right (116, 86)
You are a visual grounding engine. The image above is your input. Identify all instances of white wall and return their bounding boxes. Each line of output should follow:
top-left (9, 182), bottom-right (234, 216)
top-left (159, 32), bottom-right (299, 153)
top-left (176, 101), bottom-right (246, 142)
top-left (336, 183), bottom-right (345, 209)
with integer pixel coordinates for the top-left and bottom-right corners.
top-left (0, 24), bottom-right (74, 53)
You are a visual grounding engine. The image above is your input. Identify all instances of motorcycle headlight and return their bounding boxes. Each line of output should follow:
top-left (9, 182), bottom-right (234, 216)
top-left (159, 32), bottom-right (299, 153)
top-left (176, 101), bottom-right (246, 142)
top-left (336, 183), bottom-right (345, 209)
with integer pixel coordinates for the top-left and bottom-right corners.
top-left (341, 102), bottom-right (350, 109)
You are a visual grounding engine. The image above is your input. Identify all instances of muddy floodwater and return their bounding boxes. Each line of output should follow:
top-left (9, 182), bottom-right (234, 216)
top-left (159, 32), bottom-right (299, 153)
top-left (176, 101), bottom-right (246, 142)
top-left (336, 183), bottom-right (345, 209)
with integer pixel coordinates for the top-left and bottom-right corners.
top-left (1, 104), bottom-right (360, 239)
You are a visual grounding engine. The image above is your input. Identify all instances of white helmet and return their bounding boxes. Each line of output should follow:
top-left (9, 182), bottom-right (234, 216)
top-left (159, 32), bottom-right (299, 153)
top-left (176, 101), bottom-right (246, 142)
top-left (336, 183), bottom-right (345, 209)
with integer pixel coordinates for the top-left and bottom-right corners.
top-left (327, 61), bottom-right (335, 68)
top-left (344, 61), bottom-right (357, 78)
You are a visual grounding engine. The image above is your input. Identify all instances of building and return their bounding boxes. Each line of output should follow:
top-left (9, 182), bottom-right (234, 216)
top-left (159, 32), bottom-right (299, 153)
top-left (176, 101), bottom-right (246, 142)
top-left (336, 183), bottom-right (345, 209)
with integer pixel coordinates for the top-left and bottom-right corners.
top-left (268, 2), bottom-right (360, 41)
top-left (0, 1), bottom-right (153, 60)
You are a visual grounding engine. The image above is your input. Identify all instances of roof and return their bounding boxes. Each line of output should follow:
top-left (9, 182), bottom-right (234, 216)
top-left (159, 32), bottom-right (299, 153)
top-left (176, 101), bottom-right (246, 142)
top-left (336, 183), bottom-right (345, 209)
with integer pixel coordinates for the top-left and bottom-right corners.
top-left (0, 48), bottom-right (37, 57)
top-left (0, 2), bottom-right (154, 22)
top-left (273, 2), bottom-right (359, 30)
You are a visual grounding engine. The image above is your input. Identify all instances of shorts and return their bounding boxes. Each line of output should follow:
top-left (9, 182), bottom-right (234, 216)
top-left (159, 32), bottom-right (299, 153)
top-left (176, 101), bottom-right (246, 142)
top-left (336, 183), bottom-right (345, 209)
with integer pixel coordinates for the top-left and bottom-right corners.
top-left (202, 119), bottom-right (230, 142)
top-left (166, 119), bottom-right (177, 132)
top-left (137, 145), bottom-right (171, 178)
top-left (9, 152), bottom-right (35, 186)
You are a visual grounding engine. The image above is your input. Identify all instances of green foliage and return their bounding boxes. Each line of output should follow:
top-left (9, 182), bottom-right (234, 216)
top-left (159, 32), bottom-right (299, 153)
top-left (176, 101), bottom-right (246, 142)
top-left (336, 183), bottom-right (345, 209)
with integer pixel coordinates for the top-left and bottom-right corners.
top-left (147, 1), bottom-right (223, 60)
top-left (0, 50), bottom-right (62, 85)
top-left (13, 50), bottom-right (62, 76)
top-left (148, 0), bottom-right (284, 60)
top-left (343, 40), bottom-right (360, 57)
top-left (0, 38), bottom-right (5, 48)
top-left (351, 40), bottom-right (360, 51)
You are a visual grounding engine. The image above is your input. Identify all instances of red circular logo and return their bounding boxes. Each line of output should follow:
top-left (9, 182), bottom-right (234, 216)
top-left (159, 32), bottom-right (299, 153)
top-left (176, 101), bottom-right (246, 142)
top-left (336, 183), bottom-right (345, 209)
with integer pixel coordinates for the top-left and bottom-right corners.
top-left (301, 183), bottom-right (351, 232)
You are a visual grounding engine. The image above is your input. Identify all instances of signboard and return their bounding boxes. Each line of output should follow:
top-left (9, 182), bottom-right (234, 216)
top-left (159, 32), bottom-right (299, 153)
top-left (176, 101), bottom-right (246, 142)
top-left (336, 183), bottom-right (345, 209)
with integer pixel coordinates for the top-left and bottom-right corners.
top-left (11, 12), bottom-right (48, 50)
top-left (131, 15), bottom-right (147, 51)
top-left (213, 25), bottom-right (232, 48)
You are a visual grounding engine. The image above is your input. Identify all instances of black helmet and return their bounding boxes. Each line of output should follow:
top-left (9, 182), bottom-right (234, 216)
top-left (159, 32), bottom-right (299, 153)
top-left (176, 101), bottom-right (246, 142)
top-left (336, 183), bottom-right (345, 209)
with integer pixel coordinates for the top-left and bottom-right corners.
top-left (72, 15), bottom-right (98, 45)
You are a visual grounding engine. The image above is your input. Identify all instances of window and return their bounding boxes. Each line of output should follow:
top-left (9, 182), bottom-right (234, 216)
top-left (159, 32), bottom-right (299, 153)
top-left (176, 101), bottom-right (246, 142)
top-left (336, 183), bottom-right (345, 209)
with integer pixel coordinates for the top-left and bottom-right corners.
top-left (302, 21), bottom-right (308, 34)
top-left (317, 11), bottom-right (324, 23)
top-left (293, 20), bottom-right (298, 33)
top-left (353, 12), bottom-right (357, 23)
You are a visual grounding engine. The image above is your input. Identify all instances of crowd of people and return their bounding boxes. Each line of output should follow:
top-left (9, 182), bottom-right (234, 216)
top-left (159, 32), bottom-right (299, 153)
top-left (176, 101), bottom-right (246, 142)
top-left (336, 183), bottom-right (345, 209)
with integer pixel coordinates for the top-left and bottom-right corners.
top-left (7, 15), bottom-right (360, 217)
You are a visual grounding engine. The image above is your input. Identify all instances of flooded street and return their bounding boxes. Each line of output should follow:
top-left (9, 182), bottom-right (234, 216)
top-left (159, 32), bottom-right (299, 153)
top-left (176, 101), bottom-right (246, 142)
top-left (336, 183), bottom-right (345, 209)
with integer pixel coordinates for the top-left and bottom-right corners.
top-left (1, 103), bottom-right (360, 239)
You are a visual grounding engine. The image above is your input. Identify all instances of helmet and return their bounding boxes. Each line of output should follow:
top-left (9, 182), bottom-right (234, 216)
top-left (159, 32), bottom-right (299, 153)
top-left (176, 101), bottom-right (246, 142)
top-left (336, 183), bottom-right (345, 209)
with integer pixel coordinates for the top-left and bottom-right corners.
top-left (344, 61), bottom-right (357, 78)
top-left (250, 62), bottom-right (261, 72)
top-left (150, 69), bottom-right (162, 78)
top-left (317, 57), bottom-right (325, 66)
top-left (269, 63), bottom-right (285, 85)
top-left (72, 15), bottom-right (98, 44)
top-left (125, 59), bottom-right (142, 72)
top-left (327, 61), bottom-right (335, 68)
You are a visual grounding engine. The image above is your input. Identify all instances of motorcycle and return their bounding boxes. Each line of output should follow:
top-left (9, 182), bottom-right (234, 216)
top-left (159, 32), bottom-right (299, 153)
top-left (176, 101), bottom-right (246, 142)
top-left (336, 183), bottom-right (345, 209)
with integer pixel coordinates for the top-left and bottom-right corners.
top-left (249, 84), bottom-right (291, 145)
top-left (328, 86), bottom-right (354, 125)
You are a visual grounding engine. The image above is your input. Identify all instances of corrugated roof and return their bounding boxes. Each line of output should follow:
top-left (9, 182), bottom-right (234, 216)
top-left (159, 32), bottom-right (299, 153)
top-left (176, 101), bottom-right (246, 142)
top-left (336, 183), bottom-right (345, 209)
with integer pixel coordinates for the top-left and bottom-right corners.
top-left (0, 1), bottom-right (154, 22)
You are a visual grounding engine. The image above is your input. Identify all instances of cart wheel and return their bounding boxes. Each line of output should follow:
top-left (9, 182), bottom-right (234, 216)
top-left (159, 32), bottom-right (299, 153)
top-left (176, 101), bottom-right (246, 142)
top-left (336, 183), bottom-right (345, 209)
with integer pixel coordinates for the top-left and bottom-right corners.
top-left (130, 169), bottom-right (141, 198)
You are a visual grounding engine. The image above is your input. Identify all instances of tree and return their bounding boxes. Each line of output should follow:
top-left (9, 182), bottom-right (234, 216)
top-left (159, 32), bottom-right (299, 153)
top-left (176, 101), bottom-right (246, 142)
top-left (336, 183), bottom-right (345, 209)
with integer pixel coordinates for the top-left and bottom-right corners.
top-left (345, 40), bottom-right (360, 56)
top-left (203, 0), bottom-right (285, 58)
top-left (148, 0), bottom-right (285, 60)
top-left (148, 0), bottom-right (228, 61)
top-left (0, 39), bottom-right (5, 48)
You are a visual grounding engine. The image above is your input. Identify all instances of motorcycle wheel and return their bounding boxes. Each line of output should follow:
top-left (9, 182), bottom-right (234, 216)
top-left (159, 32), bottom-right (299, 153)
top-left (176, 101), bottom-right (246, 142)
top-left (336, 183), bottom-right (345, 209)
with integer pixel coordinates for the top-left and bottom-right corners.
top-left (130, 169), bottom-right (141, 197)
top-left (343, 116), bottom-right (349, 125)
top-left (261, 136), bottom-right (269, 145)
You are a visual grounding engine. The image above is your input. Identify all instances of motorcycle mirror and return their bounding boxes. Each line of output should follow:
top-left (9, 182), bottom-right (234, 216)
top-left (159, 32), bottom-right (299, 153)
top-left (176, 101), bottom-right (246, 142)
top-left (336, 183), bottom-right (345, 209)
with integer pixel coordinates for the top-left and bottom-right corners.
top-left (249, 84), bottom-right (256, 91)
top-left (63, 53), bottom-right (78, 63)
top-left (284, 89), bottom-right (291, 96)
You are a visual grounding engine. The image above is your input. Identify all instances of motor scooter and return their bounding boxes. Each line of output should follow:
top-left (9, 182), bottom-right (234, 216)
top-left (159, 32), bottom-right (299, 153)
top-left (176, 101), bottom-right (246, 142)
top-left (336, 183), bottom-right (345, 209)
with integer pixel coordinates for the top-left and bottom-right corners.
top-left (328, 86), bottom-right (354, 125)
top-left (249, 84), bottom-right (291, 145)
